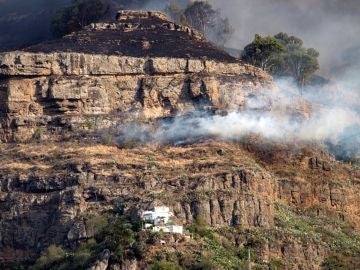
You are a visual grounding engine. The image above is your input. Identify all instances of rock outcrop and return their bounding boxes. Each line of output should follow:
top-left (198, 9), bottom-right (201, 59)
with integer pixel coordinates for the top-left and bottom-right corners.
top-left (0, 10), bottom-right (272, 142)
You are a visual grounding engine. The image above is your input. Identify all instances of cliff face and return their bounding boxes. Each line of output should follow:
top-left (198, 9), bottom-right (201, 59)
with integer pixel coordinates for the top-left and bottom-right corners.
top-left (0, 140), bottom-right (359, 269)
top-left (0, 10), bottom-right (359, 270)
top-left (0, 10), bottom-right (271, 142)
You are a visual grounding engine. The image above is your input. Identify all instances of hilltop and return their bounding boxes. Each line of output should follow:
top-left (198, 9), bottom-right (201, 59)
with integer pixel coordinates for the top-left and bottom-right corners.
top-left (25, 10), bottom-right (235, 61)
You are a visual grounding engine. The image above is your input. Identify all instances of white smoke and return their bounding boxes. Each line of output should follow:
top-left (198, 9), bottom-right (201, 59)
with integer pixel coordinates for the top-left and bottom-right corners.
top-left (116, 78), bottom-right (360, 159)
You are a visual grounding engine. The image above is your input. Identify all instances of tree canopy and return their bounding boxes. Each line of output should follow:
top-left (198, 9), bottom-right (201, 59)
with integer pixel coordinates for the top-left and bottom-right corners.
top-left (51, 0), bottom-right (109, 37)
top-left (241, 32), bottom-right (320, 86)
top-left (166, 0), bottom-right (233, 48)
top-left (241, 34), bottom-right (285, 71)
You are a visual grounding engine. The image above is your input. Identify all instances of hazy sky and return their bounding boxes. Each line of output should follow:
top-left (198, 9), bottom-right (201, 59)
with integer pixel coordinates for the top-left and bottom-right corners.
top-left (208, 0), bottom-right (360, 75)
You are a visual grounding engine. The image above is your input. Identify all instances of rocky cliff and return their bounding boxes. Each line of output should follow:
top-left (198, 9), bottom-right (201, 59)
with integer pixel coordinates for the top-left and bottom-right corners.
top-left (0, 10), bottom-right (271, 142)
top-left (0, 10), bottom-right (359, 270)
top-left (0, 139), bottom-right (359, 269)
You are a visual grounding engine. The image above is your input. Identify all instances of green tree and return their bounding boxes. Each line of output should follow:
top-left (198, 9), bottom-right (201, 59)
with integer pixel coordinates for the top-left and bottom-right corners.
top-left (275, 32), bottom-right (320, 86)
top-left (322, 255), bottom-right (349, 270)
top-left (241, 34), bottom-right (285, 71)
top-left (101, 217), bottom-right (135, 261)
top-left (241, 32), bottom-right (320, 86)
top-left (51, 0), bottom-right (109, 37)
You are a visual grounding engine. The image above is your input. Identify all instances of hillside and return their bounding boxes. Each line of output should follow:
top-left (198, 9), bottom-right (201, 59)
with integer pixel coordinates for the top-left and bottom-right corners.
top-left (0, 10), bottom-right (359, 270)
top-left (0, 139), bottom-right (359, 269)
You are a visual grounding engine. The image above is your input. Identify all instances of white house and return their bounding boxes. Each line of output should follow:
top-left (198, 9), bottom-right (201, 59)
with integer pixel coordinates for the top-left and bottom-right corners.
top-left (141, 206), bottom-right (173, 225)
top-left (141, 206), bottom-right (184, 235)
top-left (152, 225), bottom-right (184, 234)
top-left (166, 225), bottom-right (184, 234)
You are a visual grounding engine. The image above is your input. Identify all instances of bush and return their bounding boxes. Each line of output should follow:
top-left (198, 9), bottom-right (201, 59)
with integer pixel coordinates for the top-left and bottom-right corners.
top-left (83, 119), bottom-right (95, 130)
top-left (102, 133), bottom-right (113, 145)
top-left (150, 260), bottom-right (183, 270)
top-left (132, 241), bottom-right (148, 259)
top-left (187, 217), bottom-right (214, 239)
top-left (117, 139), bottom-right (139, 149)
top-left (269, 258), bottom-right (285, 270)
top-left (31, 245), bottom-right (66, 270)
top-left (72, 248), bottom-right (92, 267)
top-left (147, 231), bottom-right (163, 245)
top-left (322, 255), bottom-right (348, 270)
top-left (30, 213), bottom-right (146, 269)
top-left (32, 127), bottom-right (44, 141)
top-left (86, 215), bottom-right (108, 237)
top-left (236, 247), bottom-right (259, 262)
top-left (100, 217), bottom-right (135, 259)
top-left (190, 259), bottom-right (219, 270)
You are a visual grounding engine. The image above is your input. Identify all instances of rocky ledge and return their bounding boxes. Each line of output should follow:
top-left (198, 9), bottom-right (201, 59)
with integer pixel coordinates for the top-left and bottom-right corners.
top-left (0, 10), bottom-right (272, 142)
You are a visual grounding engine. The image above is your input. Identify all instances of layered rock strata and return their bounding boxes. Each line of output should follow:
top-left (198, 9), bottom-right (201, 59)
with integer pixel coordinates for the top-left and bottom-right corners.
top-left (0, 10), bottom-right (272, 142)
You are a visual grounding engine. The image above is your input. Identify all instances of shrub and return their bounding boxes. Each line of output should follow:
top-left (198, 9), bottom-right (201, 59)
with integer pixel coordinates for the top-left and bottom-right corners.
top-left (32, 127), bottom-right (44, 141)
top-left (86, 215), bottom-right (108, 237)
top-left (101, 217), bottom-right (135, 254)
top-left (102, 133), bottom-right (113, 145)
top-left (236, 247), bottom-right (258, 262)
top-left (83, 119), bottom-right (95, 130)
top-left (9, 263), bottom-right (26, 270)
top-left (150, 260), bottom-right (183, 270)
top-left (72, 248), bottom-right (92, 267)
top-left (322, 255), bottom-right (348, 270)
top-left (269, 258), bottom-right (285, 270)
top-left (132, 241), bottom-right (148, 259)
top-left (147, 231), bottom-right (163, 245)
top-left (190, 259), bottom-right (219, 270)
top-left (118, 139), bottom-right (139, 149)
top-left (31, 245), bottom-right (66, 270)
top-left (187, 217), bottom-right (214, 239)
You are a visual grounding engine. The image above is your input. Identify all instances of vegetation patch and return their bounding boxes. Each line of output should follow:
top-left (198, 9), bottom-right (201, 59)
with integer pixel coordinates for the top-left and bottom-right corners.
top-left (274, 203), bottom-right (360, 256)
top-left (187, 218), bottom-right (265, 270)
top-left (29, 213), bottom-right (146, 270)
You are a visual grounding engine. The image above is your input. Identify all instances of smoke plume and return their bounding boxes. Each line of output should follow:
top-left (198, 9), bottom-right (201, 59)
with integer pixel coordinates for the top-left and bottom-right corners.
top-left (116, 77), bottom-right (360, 160)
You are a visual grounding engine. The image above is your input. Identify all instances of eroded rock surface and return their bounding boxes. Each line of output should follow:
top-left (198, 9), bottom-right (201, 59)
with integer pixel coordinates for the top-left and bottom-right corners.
top-left (0, 141), bottom-right (359, 269)
top-left (0, 10), bottom-right (272, 142)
